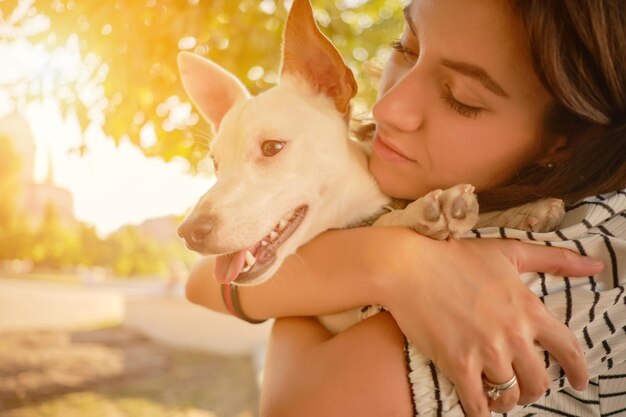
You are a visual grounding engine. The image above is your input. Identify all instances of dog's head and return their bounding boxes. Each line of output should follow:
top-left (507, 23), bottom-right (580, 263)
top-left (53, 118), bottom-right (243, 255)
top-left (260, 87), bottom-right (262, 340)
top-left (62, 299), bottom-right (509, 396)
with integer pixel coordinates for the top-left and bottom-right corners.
top-left (177, 0), bottom-right (359, 285)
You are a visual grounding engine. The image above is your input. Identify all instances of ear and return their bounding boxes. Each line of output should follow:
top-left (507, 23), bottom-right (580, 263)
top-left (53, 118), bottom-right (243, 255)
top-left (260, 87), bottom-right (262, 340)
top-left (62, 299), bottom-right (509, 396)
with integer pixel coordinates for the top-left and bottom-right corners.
top-left (178, 52), bottom-right (250, 131)
top-left (537, 135), bottom-right (569, 165)
top-left (280, 0), bottom-right (357, 114)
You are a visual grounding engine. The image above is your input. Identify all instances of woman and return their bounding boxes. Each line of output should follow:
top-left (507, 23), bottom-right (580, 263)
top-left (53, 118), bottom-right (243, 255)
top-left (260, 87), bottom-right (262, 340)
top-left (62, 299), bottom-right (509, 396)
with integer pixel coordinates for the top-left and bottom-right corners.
top-left (186, 0), bottom-right (626, 415)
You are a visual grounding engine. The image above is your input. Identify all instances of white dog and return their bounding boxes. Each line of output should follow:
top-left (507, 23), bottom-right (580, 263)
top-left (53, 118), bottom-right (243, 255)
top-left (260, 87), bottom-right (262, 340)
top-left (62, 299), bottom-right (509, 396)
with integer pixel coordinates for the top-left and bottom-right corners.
top-left (177, 0), bottom-right (563, 291)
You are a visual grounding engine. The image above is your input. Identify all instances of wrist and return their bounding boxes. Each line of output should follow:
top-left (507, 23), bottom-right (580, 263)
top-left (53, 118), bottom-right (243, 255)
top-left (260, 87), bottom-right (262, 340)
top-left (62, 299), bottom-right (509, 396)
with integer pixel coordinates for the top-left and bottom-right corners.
top-left (365, 227), bottom-right (426, 308)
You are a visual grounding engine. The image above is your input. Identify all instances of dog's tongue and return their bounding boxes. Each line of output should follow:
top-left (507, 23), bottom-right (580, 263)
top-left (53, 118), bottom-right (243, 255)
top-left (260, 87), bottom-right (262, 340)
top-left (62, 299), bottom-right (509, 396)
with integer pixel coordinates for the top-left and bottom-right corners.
top-left (215, 250), bottom-right (247, 284)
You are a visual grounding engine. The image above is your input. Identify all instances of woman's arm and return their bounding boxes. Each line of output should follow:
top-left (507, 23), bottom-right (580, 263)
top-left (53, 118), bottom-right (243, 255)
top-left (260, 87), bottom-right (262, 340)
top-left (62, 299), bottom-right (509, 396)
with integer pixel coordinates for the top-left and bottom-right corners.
top-left (186, 226), bottom-right (603, 415)
top-left (260, 313), bottom-right (413, 417)
top-left (186, 226), bottom-right (602, 320)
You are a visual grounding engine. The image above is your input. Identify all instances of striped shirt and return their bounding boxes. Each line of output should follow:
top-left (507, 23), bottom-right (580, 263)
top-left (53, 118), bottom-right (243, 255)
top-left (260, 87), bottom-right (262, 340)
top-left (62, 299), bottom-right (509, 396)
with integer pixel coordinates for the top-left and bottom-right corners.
top-left (405, 189), bottom-right (626, 416)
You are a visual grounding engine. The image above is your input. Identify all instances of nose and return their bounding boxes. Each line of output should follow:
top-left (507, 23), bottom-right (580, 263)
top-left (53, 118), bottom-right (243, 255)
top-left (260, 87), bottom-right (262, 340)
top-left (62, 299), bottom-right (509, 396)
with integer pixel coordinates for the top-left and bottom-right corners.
top-left (372, 69), bottom-right (423, 133)
top-left (177, 215), bottom-right (215, 252)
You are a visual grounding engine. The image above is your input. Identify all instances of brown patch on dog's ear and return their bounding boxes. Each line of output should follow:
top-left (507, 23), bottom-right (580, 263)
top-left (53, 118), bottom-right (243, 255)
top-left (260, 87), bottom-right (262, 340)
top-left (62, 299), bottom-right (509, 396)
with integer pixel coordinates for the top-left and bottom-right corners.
top-left (280, 0), bottom-right (357, 115)
top-left (178, 52), bottom-right (250, 131)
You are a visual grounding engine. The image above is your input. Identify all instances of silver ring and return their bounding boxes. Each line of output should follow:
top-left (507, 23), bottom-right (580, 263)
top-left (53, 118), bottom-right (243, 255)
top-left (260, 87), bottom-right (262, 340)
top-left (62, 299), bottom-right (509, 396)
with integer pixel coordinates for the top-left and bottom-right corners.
top-left (483, 375), bottom-right (518, 400)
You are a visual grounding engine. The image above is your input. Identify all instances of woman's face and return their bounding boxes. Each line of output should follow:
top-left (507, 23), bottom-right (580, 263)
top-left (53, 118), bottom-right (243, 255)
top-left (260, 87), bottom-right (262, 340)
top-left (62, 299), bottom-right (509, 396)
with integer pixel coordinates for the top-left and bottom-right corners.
top-left (369, 0), bottom-right (552, 200)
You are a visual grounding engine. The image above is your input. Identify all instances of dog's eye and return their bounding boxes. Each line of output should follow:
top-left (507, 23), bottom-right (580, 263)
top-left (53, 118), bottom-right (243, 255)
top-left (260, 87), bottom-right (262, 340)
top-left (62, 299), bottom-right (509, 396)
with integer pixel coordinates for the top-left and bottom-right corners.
top-left (261, 140), bottom-right (285, 157)
top-left (211, 156), bottom-right (219, 173)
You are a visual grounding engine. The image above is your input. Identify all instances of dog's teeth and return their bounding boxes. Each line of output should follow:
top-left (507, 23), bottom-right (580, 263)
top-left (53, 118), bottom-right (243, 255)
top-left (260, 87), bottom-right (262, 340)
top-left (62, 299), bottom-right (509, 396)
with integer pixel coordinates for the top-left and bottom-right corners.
top-left (261, 240), bottom-right (268, 247)
top-left (242, 265), bottom-right (251, 273)
top-left (270, 231), bottom-right (279, 241)
top-left (278, 219), bottom-right (288, 231)
top-left (286, 211), bottom-right (295, 220)
top-left (245, 250), bottom-right (256, 266)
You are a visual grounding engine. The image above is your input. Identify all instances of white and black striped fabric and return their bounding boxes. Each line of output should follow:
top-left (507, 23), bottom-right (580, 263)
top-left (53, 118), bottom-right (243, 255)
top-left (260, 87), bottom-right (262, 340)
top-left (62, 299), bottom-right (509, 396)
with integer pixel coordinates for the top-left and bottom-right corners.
top-left (405, 189), bottom-right (626, 416)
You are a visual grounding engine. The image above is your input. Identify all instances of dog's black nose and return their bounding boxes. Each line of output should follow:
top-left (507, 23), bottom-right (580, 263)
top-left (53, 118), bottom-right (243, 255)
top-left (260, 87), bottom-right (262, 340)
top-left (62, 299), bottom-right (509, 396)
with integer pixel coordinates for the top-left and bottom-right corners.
top-left (177, 216), bottom-right (213, 251)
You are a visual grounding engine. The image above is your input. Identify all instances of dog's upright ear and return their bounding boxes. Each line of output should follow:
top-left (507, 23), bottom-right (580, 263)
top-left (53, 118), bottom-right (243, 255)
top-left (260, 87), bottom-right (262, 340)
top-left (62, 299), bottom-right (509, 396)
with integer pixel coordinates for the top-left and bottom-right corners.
top-left (178, 52), bottom-right (250, 131)
top-left (280, 0), bottom-right (357, 115)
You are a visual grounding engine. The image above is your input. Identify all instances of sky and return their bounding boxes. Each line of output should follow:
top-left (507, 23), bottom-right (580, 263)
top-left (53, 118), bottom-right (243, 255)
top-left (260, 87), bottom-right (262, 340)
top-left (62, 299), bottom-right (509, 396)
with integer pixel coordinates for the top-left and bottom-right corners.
top-left (7, 99), bottom-right (212, 237)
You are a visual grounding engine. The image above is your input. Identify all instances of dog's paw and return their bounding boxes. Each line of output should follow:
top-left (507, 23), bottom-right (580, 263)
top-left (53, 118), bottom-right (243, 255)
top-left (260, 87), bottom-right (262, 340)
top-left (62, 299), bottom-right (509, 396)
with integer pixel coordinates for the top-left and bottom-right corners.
top-left (405, 189), bottom-right (450, 240)
top-left (519, 198), bottom-right (565, 232)
top-left (439, 184), bottom-right (480, 238)
top-left (403, 184), bottom-right (479, 240)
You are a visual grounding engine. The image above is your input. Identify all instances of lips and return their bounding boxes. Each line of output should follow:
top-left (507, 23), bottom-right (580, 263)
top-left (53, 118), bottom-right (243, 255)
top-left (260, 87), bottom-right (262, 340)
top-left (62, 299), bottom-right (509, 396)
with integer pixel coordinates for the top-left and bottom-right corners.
top-left (372, 134), bottom-right (415, 163)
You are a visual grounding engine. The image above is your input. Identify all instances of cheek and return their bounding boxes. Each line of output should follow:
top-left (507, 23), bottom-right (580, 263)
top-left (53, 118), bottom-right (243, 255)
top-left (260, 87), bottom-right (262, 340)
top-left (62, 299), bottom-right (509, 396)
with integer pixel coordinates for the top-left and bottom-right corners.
top-left (436, 128), bottom-right (542, 190)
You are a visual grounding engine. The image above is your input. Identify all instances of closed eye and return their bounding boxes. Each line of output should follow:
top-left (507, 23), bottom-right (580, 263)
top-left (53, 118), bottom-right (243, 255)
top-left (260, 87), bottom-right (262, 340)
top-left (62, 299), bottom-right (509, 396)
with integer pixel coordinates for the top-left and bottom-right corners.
top-left (441, 85), bottom-right (484, 119)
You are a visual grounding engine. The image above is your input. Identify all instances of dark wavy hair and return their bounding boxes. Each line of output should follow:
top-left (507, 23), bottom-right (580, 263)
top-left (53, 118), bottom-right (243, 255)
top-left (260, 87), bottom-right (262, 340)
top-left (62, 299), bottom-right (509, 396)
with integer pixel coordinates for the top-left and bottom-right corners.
top-left (477, 0), bottom-right (626, 210)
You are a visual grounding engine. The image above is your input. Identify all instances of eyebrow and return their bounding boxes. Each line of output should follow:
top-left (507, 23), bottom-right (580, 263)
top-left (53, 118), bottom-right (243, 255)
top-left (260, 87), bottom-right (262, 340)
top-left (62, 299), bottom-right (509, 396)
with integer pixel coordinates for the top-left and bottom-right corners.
top-left (441, 59), bottom-right (509, 98)
top-left (402, 5), bottom-right (509, 99)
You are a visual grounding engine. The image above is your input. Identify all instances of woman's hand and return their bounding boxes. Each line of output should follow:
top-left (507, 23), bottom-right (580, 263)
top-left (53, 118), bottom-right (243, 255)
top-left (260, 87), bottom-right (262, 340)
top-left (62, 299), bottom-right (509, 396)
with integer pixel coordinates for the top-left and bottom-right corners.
top-left (376, 236), bottom-right (603, 417)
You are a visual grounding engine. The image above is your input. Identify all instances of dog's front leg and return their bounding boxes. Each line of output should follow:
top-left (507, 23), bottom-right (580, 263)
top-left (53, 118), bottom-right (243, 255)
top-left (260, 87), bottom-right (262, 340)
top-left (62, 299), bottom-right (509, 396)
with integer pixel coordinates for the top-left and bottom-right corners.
top-left (477, 198), bottom-right (565, 232)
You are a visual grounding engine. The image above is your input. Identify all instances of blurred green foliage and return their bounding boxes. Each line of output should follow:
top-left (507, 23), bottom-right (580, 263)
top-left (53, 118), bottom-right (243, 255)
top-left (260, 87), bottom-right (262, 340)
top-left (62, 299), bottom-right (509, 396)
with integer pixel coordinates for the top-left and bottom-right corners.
top-left (0, 136), bottom-right (21, 222)
top-left (1, 201), bottom-right (194, 276)
top-left (0, 136), bottom-right (30, 260)
top-left (1, 0), bottom-right (405, 167)
top-left (0, 154), bottom-right (194, 276)
top-left (30, 202), bottom-right (80, 268)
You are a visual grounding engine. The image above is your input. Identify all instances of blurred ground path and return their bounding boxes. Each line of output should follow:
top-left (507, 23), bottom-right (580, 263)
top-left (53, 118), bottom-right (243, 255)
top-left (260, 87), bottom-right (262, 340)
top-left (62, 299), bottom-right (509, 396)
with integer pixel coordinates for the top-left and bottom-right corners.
top-left (0, 275), bottom-right (272, 357)
top-left (0, 275), bottom-right (268, 416)
top-left (0, 277), bottom-right (124, 331)
top-left (0, 327), bottom-right (260, 417)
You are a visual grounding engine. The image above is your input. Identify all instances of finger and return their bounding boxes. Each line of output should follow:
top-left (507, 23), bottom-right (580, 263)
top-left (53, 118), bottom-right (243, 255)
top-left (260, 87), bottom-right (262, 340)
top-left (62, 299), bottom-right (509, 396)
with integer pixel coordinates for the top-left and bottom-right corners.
top-left (511, 343), bottom-right (550, 404)
top-left (488, 381), bottom-right (520, 413)
top-left (452, 369), bottom-right (492, 417)
top-left (483, 363), bottom-right (520, 413)
top-left (537, 319), bottom-right (589, 391)
top-left (506, 242), bottom-right (604, 277)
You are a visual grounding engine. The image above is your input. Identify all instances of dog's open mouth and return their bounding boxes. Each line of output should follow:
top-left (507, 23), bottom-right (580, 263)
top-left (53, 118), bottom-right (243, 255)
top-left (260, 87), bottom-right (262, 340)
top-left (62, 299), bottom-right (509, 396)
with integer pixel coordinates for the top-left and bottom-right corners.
top-left (214, 205), bottom-right (308, 285)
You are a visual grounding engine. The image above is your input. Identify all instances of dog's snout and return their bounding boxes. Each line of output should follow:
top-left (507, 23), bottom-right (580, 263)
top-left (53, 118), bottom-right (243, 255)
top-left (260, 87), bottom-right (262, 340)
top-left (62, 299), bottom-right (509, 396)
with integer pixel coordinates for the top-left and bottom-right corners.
top-left (177, 216), bottom-right (215, 252)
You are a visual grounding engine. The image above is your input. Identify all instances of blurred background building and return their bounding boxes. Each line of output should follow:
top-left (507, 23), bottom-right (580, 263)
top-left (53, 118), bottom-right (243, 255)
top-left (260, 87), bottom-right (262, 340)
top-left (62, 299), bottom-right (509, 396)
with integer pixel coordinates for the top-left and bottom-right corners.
top-left (0, 112), bottom-right (76, 226)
